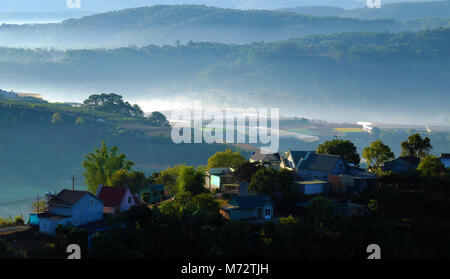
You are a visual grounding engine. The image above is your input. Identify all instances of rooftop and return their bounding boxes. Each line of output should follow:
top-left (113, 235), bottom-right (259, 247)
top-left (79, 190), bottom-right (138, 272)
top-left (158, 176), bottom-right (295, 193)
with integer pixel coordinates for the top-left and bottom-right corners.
top-left (97, 186), bottom-right (128, 208)
top-left (250, 152), bottom-right (281, 162)
top-left (230, 195), bottom-right (272, 209)
top-left (47, 189), bottom-right (93, 207)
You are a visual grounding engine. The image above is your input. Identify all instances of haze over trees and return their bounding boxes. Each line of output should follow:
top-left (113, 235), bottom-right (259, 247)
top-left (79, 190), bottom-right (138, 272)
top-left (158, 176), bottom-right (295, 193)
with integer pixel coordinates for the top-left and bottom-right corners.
top-left (1, 5), bottom-right (449, 48)
top-left (1, 28), bottom-right (449, 123)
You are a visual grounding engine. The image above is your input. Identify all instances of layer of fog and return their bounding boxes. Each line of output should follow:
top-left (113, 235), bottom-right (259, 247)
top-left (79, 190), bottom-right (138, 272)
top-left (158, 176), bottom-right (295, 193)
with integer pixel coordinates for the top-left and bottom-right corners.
top-left (2, 80), bottom-right (448, 127)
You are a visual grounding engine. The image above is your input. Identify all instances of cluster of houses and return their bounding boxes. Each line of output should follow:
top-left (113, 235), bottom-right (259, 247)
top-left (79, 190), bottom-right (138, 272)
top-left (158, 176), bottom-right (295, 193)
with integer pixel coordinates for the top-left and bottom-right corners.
top-left (29, 151), bottom-right (448, 237)
top-left (213, 151), bottom-right (450, 222)
top-left (208, 150), bottom-right (379, 222)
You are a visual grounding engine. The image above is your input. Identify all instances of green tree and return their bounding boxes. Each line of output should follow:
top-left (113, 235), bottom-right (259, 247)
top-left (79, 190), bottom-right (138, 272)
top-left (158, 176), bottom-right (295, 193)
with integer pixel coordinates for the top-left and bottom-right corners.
top-left (362, 140), bottom-right (395, 169)
top-left (249, 168), bottom-right (293, 206)
top-left (233, 161), bottom-right (264, 182)
top-left (206, 149), bottom-right (246, 170)
top-left (154, 165), bottom-right (186, 194)
top-left (317, 139), bottom-right (360, 166)
top-left (82, 141), bottom-right (134, 193)
top-left (147, 111), bottom-right (170, 127)
top-left (417, 155), bottom-right (446, 188)
top-left (51, 112), bottom-right (63, 124)
top-left (176, 166), bottom-right (205, 195)
top-left (82, 93), bottom-right (144, 117)
top-left (401, 133), bottom-right (432, 158)
top-left (107, 169), bottom-right (149, 194)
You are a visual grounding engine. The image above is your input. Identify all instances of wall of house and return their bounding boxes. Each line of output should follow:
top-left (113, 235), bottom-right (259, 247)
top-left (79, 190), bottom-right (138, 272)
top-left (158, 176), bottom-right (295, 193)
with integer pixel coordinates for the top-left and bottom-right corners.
top-left (49, 205), bottom-right (72, 216)
top-left (229, 208), bottom-right (256, 220)
top-left (118, 189), bottom-right (135, 213)
top-left (341, 176), bottom-right (377, 193)
top-left (71, 194), bottom-right (103, 225)
top-left (210, 175), bottom-right (221, 188)
top-left (304, 183), bottom-right (325, 195)
top-left (39, 217), bottom-right (71, 235)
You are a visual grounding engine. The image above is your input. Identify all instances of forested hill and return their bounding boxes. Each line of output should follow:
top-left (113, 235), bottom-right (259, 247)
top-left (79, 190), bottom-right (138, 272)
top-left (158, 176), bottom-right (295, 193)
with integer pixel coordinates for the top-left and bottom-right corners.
top-left (0, 4), bottom-right (446, 48)
top-left (283, 0), bottom-right (450, 20)
top-left (0, 28), bottom-right (449, 124)
top-left (0, 99), bottom-right (229, 188)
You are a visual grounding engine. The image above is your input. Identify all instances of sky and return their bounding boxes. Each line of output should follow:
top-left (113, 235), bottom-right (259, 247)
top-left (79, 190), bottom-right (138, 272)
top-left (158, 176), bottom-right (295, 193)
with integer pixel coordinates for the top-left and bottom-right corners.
top-left (0, 0), bottom-right (441, 12)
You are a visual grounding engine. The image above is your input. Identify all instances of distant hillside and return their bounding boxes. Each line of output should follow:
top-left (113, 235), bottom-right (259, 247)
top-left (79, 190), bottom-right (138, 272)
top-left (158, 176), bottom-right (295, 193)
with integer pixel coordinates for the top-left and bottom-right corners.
top-left (0, 5), bottom-right (428, 48)
top-left (0, 28), bottom-right (448, 124)
top-left (284, 0), bottom-right (450, 20)
top-left (0, 99), bottom-right (230, 188)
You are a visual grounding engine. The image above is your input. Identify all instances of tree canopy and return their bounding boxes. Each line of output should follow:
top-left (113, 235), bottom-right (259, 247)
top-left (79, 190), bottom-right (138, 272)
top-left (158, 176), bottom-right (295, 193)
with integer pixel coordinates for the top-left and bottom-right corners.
top-left (146, 111), bottom-right (170, 127)
top-left (317, 139), bottom-right (360, 166)
top-left (401, 133), bottom-right (432, 158)
top-left (107, 169), bottom-right (149, 194)
top-left (206, 149), bottom-right (247, 170)
top-left (82, 93), bottom-right (144, 117)
top-left (82, 141), bottom-right (134, 193)
top-left (362, 140), bottom-right (395, 169)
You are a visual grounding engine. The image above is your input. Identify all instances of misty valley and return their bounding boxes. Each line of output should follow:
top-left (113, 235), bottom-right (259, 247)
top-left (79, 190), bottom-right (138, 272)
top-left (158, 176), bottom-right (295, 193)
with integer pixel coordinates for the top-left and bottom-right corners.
top-left (0, 0), bottom-right (449, 261)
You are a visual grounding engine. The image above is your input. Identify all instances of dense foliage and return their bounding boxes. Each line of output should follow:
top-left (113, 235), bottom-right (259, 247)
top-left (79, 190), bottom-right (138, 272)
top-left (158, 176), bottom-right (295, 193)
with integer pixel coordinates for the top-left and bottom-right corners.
top-left (0, 4), bottom-right (433, 48)
top-left (317, 139), bottom-right (360, 165)
top-left (82, 93), bottom-right (144, 117)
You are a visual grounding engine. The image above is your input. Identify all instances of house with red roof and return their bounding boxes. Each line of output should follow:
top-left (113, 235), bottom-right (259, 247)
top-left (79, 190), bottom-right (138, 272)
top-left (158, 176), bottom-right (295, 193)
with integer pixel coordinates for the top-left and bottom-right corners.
top-left (96, 185), bottom-right (138, 214)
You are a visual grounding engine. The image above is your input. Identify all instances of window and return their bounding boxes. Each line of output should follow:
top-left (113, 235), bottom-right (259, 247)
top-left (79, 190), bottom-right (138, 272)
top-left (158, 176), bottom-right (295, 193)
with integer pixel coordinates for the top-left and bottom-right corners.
top-left (128, 197), bottom-right (132, 204)
top-left (265, 208), bottom-right (271, 216)
top-left (90, 199), bottom-right (94, 206)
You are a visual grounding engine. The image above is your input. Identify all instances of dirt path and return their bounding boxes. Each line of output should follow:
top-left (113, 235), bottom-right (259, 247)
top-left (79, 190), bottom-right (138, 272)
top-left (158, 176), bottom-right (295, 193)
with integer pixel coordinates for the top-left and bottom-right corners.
top-left (0, 225), bottom-right (30, 235)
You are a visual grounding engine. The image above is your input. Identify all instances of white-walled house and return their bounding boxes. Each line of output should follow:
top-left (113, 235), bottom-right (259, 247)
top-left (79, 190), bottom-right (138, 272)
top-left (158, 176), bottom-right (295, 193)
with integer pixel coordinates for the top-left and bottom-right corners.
top-left (96, 185), bottom-right (136, 214)
top-left (37, 189), bottom-right (104, 235)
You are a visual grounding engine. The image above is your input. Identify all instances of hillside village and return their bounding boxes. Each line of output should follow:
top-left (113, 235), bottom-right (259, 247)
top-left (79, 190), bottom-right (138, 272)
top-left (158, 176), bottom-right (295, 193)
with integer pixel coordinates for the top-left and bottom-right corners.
top-left (1, 133), bottom-right (449, 258)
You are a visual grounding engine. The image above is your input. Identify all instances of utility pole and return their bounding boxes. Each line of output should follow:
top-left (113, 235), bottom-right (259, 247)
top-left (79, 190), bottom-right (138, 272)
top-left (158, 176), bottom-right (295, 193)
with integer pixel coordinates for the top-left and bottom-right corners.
top-left (37, 196), bottom-right (39, 212)
top-left (72, 175), bottom-right (75, 191)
